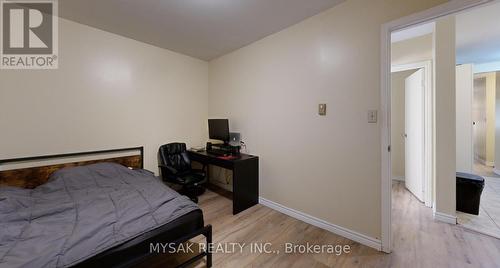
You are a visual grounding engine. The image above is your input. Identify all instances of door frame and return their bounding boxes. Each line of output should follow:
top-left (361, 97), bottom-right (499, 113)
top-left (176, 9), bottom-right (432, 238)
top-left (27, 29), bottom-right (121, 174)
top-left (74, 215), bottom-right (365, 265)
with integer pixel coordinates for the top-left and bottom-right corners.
top-left (391, 60), bottom-right (433, 208)
top-left (380, 0), bottom-right (494, 253)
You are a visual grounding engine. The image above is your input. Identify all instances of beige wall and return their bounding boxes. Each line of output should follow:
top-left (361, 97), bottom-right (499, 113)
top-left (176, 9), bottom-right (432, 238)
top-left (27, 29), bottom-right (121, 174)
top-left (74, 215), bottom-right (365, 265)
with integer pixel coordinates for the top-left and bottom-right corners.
top-left (392, 34), bottom-right (434, 66)
top-left (0, 18), bottom-right (209, 172)
top-left (391, 70), bottom-right (417, 180)
top-left (209, 0), bottom-right (447, 239)
top-left (433, 15), bottom-right (456, 216)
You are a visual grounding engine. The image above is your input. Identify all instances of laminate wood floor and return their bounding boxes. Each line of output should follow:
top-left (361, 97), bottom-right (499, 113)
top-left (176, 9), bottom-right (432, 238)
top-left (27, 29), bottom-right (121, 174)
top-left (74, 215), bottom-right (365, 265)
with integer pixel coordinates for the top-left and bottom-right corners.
top-left (141, 182), bottom-right (500, 267)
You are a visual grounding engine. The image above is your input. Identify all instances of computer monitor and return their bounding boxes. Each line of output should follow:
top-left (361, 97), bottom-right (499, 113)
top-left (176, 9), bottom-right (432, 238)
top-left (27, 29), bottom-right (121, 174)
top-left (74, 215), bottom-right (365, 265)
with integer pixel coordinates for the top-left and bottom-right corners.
top-left (208, 119), bottom-right (230, 143)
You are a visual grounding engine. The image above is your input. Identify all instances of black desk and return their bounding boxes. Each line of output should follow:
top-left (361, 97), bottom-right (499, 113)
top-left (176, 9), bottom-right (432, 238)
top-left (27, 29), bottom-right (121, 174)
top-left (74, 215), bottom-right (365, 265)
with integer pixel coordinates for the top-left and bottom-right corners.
top-left (188, 150), bottom-right (259, 215)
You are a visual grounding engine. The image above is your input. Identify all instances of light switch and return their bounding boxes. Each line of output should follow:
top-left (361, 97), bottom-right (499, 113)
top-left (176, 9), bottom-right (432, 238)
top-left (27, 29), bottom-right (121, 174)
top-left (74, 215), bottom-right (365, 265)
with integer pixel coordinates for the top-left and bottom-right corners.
top-left (318, 104), bottom-right (327, 116)
top-left (368, 110), bottom-right (377, 123)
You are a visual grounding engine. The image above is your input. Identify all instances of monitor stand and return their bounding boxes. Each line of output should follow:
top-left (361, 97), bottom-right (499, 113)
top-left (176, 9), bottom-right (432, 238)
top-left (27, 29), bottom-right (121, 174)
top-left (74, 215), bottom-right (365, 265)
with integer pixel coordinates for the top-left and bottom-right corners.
top-left (206, 142), bottom-right (240, 156)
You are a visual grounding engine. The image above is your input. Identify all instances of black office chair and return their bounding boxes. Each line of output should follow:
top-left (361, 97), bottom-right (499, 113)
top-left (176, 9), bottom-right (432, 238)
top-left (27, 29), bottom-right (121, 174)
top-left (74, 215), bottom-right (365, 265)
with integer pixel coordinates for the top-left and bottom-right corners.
top-left (158, 143), bottom-right (206, 203)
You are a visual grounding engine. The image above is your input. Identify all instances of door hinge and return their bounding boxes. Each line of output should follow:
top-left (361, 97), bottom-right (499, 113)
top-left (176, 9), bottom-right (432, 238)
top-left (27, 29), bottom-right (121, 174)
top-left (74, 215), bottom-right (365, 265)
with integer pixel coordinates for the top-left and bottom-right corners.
top-left (388, 145), bottom-right (391, 152)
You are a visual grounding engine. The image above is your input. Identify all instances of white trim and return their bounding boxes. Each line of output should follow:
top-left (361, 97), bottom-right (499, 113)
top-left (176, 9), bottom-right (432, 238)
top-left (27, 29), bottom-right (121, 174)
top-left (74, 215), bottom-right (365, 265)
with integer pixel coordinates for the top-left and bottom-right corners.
top-left (433, 211), bottom-right (457, 224)
top-left (259, 197), bottom-right (382, 251)
top-left (381, 18), bottom-right (392, 254)
top-left (391, 61), bottom-right (430, 73)
top-left (493, 169), bottom-right (500, 176)
top-left (380, 0), bottom-right (494, 254)
top-left (391, 60), bottom-right (433, 209)
top-left (392, 176), bottom-right (405, 181)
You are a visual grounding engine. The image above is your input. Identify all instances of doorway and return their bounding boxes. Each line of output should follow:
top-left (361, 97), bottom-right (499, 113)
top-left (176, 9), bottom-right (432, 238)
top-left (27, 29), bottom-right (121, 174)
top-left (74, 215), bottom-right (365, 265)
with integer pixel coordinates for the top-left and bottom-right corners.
top-left (381, 0), bottom-right (495, 253)
top-left (470, 74), bottom-right (495, 175)
top-left (391, 61), bottom-right (433, 208)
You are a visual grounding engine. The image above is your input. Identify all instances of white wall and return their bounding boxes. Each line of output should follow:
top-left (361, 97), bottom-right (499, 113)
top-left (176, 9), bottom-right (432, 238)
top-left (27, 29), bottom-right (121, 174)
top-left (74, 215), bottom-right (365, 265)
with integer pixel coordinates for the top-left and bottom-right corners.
top-left (456, 64), bottom-right (473, 173)
top-left (0, 18), bottom-right (209, 172)
top-left (433, 15), bottom-right (456, 217)
top-left (208, 0), bottom-right (447, 240)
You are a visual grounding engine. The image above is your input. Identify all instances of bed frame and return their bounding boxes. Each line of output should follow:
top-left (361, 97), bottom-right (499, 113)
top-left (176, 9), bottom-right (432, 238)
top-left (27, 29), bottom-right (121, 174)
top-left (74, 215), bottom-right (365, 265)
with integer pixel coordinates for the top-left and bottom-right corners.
top-left (0, 147), bottom-right (212, 268)
top-left (0, 147), bottom-right (144, 188)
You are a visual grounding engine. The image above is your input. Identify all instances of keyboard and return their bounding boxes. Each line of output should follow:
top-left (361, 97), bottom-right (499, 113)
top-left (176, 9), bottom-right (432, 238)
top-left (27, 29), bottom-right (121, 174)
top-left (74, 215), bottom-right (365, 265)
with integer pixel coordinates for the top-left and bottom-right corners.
top-left (206, 149), bottom-right (229, 156)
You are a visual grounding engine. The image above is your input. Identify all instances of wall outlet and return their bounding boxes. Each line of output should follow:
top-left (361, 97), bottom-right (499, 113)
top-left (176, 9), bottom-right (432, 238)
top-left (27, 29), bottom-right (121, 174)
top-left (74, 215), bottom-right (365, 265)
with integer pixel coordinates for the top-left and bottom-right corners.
top-left (368, 110), bottom-right (378, 123)
top-left (318, 104), bottom-right (327, 116)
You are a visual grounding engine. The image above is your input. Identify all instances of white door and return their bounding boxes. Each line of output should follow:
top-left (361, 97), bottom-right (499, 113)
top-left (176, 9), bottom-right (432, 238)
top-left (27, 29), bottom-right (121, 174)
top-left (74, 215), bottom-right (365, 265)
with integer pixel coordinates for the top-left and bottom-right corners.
top-left (456, 64), bottom-right (474, 173)
top-left (405, 69), bottom-right (425, 202)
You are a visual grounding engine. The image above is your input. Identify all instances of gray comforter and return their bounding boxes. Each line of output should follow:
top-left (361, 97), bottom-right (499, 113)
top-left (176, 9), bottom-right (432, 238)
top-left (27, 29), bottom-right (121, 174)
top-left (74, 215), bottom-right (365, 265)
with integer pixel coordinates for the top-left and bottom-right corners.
top-left (0, 163), bottom-right (199, 268)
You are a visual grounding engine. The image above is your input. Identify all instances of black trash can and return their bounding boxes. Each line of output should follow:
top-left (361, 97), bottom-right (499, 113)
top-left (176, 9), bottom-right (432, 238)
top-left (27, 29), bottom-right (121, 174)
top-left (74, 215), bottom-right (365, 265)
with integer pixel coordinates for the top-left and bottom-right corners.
top-left (456, 172), bottom-right (485, 215)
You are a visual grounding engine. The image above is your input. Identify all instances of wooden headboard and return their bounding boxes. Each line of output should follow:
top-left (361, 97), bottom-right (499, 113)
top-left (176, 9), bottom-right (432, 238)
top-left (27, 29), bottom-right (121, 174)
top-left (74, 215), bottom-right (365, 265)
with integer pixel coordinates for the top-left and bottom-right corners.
top-left (0, 147), bottom-right (144, 189)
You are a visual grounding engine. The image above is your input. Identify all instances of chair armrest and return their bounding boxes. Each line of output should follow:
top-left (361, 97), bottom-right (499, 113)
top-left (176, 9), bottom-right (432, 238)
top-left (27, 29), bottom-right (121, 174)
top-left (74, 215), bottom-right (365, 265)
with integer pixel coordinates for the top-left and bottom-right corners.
top-left (191, 168), bottom-right (206, 174)
top-left (158, 164), bottom-right (178, 175)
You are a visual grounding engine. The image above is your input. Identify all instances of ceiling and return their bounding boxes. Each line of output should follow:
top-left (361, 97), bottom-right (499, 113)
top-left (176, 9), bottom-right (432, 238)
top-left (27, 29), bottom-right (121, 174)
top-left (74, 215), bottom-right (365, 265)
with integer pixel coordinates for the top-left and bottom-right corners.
top-left (391, 23), bottom-right (434, 43)
top-left (456, 1), bottom-right (500, 64)
top-left (391, 1), bottom-right (500, 65)
top-left (59, 0), bottom-right (345, 61)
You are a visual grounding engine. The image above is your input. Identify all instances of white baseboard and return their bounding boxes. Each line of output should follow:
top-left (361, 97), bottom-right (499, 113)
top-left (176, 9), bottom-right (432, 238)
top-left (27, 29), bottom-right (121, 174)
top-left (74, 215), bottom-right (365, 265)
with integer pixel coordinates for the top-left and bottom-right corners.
top-left (392, 176), bottom-right (405, 181)
top-left (258, 197), bottom-right (382, 251)
top-left (433, 211), bottom-right (457, 224)
top-left (475, 157), bottom-right (494, 167)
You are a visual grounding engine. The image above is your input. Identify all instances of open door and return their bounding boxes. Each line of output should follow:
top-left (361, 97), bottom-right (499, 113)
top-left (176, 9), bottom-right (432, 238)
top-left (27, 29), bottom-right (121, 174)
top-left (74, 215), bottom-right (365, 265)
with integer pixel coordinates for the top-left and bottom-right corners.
top-left (456, 64), bottom-right (474, 173)
top-left (405, 69), bottom-right (425, 202)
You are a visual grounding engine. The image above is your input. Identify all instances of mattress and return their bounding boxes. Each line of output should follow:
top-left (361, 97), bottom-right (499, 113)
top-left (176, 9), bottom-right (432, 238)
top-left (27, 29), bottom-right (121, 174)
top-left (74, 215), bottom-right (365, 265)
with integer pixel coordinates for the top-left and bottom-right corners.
top-left (74, 209), bottom-right (203, 268)
top-left (0, 163), bottom-right (200, 268)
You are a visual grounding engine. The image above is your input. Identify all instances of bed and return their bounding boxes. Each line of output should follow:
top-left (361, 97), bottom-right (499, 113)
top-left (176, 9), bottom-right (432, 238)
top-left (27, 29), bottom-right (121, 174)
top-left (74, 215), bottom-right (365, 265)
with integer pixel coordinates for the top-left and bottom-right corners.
top-left (0, 147), bottom-right (212, 268)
